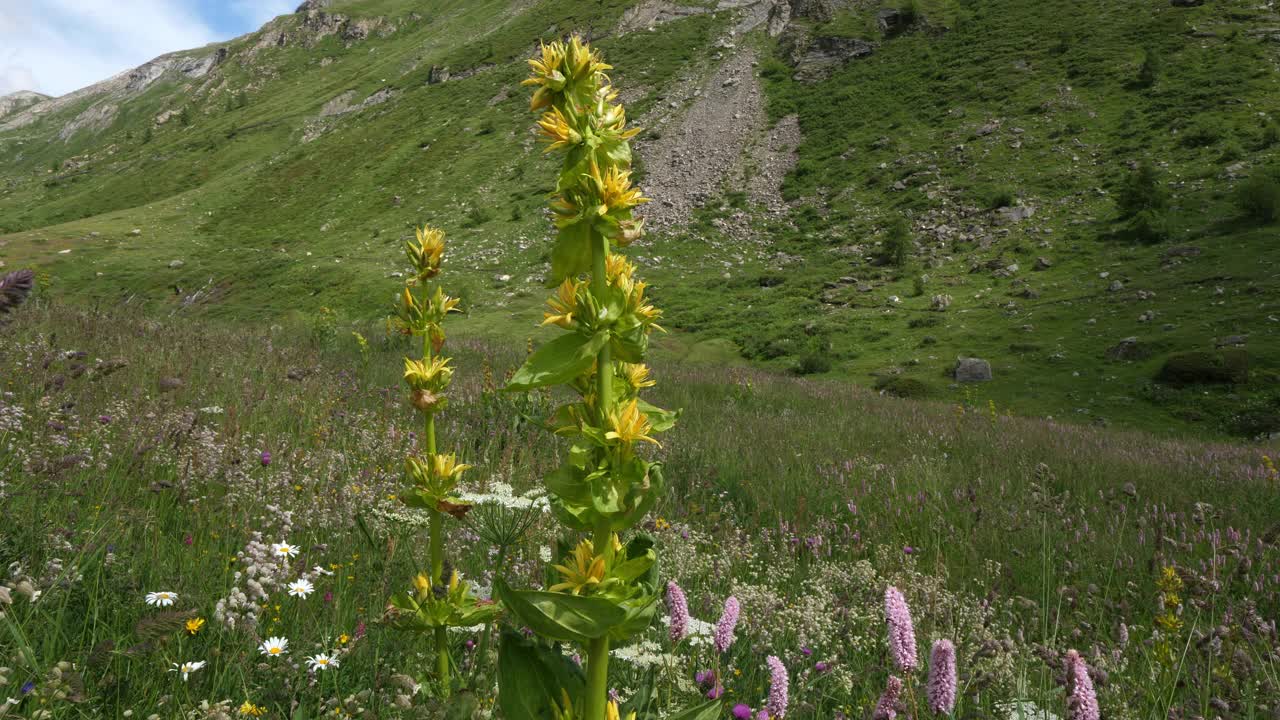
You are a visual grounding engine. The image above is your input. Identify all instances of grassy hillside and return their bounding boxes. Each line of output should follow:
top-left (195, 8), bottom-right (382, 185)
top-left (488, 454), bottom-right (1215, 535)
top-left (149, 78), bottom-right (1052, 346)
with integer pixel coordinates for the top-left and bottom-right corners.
top-left (2, 0), bottom-right (1279, 438)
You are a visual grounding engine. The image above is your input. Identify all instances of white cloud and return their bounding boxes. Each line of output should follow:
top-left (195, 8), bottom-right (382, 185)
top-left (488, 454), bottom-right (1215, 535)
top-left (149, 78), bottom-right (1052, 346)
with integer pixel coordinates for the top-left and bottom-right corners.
top-left (0, 0), bottom-right (220, 97)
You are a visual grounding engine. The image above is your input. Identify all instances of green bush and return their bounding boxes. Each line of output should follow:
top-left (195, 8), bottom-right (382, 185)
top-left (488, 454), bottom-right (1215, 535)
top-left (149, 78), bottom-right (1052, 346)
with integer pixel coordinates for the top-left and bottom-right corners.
top-left (874, 375), bottom-right (931, 398)
top-left (1261, 121), bottom-right (1280, 148)
top-left (1116, 162), bottom-right (1171, 243)
top-left (1235, 167), bottom-right (1280, 224)
top-left (1157, 349), bottom-right (1249, 386)
top-left (1135, 47), bottom-right (1161, 89)
top-left (985, 187), bottom-right (1016, 210)
top-left (880, 217), bottom-right (912, 266)
top-left (1178, 118), bottom-right (1218, 148)
top-left (795, 352), bottom-right (833, 375)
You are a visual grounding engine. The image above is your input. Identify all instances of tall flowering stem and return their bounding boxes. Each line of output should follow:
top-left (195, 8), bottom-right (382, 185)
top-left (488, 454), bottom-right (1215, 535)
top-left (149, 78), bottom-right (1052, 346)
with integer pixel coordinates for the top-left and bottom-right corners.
top-left (385, 226), bottom-right (496, 696)
top-left (499, 35), bottom-right (674, 720)
top-left (885, 586), bottom-right (919, 673)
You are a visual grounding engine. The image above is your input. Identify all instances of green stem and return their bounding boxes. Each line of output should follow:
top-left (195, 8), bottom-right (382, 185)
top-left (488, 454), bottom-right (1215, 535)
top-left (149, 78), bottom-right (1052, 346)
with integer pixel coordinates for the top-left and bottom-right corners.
top-left (419, 288), bottom-right (449, 696)
top-left (584, 635), bottom-right (611, 720)
top-left (591, 230), bottom-right (613, 424)
top-left (584, 231), bottom-right (614, 720)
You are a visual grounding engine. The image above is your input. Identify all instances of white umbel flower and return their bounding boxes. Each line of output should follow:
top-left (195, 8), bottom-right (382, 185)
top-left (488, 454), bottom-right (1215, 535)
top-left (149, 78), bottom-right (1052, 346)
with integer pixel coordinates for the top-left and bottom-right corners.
top-left (307, 653), bottom-right (339, 671)
top-left (259, 637), bottom-right (289, 657)
top-left (169, 660), bottom-right (206, 681)
top-left (287, 579), bottom-right (314, 598)
top-left (145, 591), bottom-right (178, 607)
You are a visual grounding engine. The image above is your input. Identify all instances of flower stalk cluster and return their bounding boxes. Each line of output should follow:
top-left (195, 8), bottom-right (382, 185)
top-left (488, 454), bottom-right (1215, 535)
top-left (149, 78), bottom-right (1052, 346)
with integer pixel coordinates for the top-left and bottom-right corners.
top-left (386, 225), bottom-right (496, 695)
top-left (497, 35), bottom-right (675, 720)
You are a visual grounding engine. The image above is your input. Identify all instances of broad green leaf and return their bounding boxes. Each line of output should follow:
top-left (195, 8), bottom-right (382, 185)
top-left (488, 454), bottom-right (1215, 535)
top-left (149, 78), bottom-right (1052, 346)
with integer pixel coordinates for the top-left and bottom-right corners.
top-left (506, 331), bottom-right (608, 392)
top-left (497, 629), bottom-right (584, 720)
top-left (550, 498), bottom-right (595, 532)
top-left (637, 400), bottom-right (679, 432)
top-left (608, 592), bottom-right (659, 643)
top-left (545, 462), bottom-right (591, 506)
top-left (666, 699), bottom-right (723, 720)
top-left (495, 579), bottom-right (626, 643)
top-left (550, 221), bottom-right (592, 285)
top-left (624, 533), bottom-right (660, 592)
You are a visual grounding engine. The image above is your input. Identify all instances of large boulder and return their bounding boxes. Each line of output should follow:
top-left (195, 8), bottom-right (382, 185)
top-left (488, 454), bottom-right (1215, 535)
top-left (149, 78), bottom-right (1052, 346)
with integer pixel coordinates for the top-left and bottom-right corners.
top-left (1157, 350), bottom-right (1249, 385)
top-left (954, 357), bottom-right (993, 383)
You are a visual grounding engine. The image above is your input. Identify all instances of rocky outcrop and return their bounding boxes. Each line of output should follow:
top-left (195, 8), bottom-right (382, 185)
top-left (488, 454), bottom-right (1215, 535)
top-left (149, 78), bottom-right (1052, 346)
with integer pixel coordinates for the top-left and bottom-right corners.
top-left (616, 0), bottom-right (710, 33)
top-left (1, 48), bottom-right (227, 132)
top-left (58, 103), bottom-right (118, 140)
top-left (778, 26), bottom-right (875, 81)
top-left (0, 91), bottom-right (50, 120)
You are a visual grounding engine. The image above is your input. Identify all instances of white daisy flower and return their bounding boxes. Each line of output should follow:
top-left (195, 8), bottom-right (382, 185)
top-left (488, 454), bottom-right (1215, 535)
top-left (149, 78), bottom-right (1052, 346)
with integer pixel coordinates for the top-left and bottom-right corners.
top-left (287, 578), bottom-right (314, 598)
top-left (272, 542), bottom-right (300, 558)
top-left (259, 636), bottom-right (289, 657)
top-left (145, 591), bottom-right (178, 607)
top-left (169, 660), bottom-right (206, 681)
top-left (306, 653), bottom-right (339, 671)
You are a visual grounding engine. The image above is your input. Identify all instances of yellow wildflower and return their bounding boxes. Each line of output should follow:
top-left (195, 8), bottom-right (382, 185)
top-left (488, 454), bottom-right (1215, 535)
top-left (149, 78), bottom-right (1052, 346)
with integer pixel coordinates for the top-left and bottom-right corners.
top-left (619, 363), bottom-right (655, 393)
top-left (185, 617), bottom-right (206, 635)
top-left (239, 701), bottom-right (267, 717)
top-left (606, 398), bottom-right (659, 447)
top-left (550, 539), bottom-right (606, 596)
top-left (542, 279), bottom-right (581, 329)
top-left (537, 106), bottom-right (582, 152)
top-left (405, 225), bottom-right (446, 282)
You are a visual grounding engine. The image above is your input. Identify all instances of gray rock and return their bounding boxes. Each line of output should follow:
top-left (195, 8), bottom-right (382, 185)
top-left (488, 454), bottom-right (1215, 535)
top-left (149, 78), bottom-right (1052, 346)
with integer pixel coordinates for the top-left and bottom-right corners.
top-left (1109, 280), bottom-right (1124, 292)
top-left (877, 7), bottom-right (910, 35)
top-left (1170, 0), bottom-right (1203, 6)
top-left (931, 294), bottom-right (952, 311)
top-left (157, 377), bottom-right (183, 392)
top-left (954, 357), bottom-right (993, 383)
top-left (129, 228), bottom-right (142, 236)
top-left (1164, 245), bottom-right (1201, 259)
top-left (1034, 256), bottom-right (1052, 270)
top-left (1106, 337), bottom-right (1151, 361)
top-left (427, 65), bottom-right (450, 84)
top-left (1215, 334), bottom-right (1248, 348)
top-left (997, 205), bottom-right (1035, 223)
top-left (168, 260), bottom-right (185, 269)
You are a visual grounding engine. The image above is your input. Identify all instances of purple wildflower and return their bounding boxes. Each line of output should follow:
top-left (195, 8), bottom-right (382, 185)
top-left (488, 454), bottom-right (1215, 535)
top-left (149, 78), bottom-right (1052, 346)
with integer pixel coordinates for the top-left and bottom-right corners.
top-left (814, 661), bottom-right (831, 673)
top-left (873, 676), bottom-right (903, 720)
top-left (706, 684), bottom-right (724, 700)
top-left (765, 655), bottom-right (788, 719)
top-left (695, 669), bottom-right (716, 687)
top-left (885, 586), bottom-right (919, 672)
top-left (260, 450), bottom-right (272, 467)
top-left (927, 639), bottom-right (958, 715)
top-left (732, 704), bottom-right (753, 720)
top-left (667, 581), bottom-right (690, 643)
top-left (756, 711), bottom-right (769, 720)
top-left (98, 415), bottom-right (112, 425)
top-left (714, 596), bottom-right (740, 654)
top-left (1065, 649), bottom-right (1100, 720)
top-left (801, 646), bottom-right (812, 657)
top-left (20, 680), bottom-right (35, 695)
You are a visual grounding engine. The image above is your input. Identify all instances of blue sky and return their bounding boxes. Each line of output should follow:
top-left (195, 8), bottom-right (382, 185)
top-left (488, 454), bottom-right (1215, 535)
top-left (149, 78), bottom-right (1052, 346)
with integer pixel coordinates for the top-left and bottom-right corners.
top-left (1, 0), bottom-right (298, 97)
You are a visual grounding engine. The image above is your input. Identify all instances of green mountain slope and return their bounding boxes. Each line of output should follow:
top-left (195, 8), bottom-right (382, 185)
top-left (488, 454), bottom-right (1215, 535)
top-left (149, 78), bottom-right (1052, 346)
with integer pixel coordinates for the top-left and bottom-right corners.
top-left (2, 0), bottom-right (1279, 438)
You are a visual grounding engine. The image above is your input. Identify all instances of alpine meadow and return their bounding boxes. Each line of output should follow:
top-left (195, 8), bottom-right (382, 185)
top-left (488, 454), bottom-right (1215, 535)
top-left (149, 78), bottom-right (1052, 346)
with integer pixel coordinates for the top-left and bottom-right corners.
top-left (2, 1), bottom-right (1280, 719)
